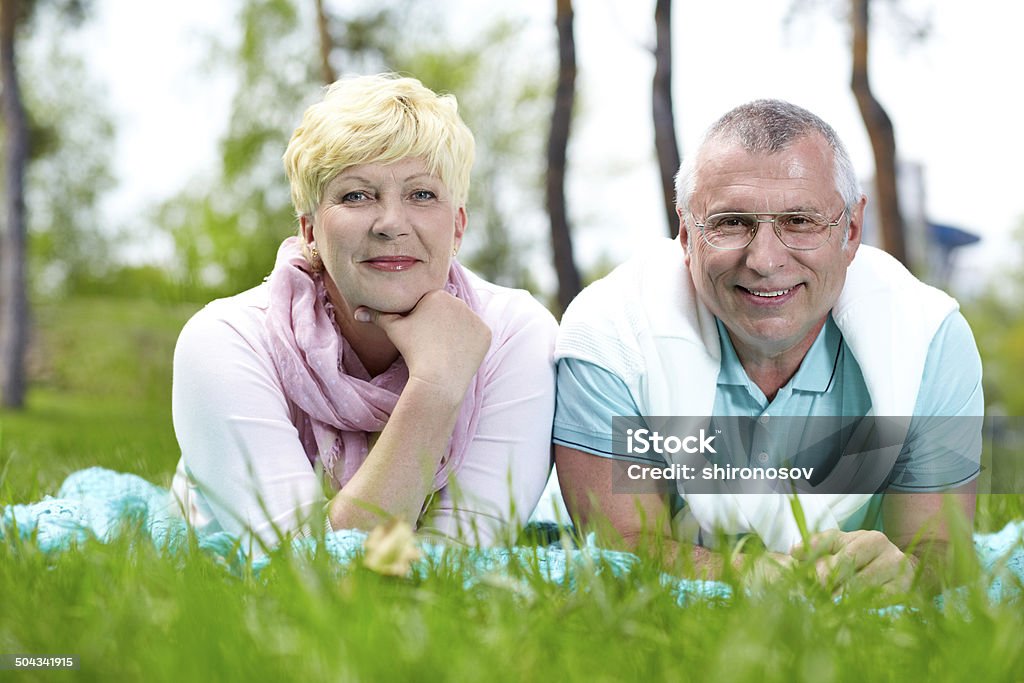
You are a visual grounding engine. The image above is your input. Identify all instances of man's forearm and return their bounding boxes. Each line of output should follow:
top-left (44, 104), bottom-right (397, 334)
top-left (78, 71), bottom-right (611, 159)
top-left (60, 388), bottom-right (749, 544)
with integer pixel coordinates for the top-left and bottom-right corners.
top-left (905, 539), bottom-right (977, 593)
top-left (617, 532), bottom-right (792, 581)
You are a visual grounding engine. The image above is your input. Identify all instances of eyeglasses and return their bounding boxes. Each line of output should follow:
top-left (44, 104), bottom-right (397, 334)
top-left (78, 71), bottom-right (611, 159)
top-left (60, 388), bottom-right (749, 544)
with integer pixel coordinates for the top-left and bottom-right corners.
top-left (693, 208), bottom-right (847, 251)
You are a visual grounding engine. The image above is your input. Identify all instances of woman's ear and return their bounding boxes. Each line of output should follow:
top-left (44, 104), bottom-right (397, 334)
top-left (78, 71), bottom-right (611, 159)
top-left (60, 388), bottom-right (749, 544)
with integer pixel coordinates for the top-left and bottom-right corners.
top-left (300, 214), bottom-right (316, 245)
top-left (453, 206), bottom-right (468, 250)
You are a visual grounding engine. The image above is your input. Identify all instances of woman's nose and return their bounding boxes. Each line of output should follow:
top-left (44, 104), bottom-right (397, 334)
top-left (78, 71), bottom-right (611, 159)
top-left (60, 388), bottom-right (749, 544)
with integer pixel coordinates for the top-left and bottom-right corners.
top-left (372, 196), bottom-right (411, 240)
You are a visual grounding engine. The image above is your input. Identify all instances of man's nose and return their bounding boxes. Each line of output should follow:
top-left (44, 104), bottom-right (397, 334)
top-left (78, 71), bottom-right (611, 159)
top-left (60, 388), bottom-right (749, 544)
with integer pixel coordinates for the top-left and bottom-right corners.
top-left (742, 218), bottom-right (789, 274)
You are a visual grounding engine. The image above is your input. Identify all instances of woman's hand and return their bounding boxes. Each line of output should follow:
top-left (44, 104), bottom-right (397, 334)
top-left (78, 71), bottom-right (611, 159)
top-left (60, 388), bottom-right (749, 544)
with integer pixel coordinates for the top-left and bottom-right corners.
top-left (328, 291), bottom-right (490, 531)
top-left (355, 290), bottom-right (491, 403)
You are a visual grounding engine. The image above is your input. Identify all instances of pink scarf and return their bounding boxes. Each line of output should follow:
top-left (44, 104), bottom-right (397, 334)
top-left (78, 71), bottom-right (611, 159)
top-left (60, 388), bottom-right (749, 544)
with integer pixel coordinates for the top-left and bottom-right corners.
top-left (264, 236), bottom-right (486, 492)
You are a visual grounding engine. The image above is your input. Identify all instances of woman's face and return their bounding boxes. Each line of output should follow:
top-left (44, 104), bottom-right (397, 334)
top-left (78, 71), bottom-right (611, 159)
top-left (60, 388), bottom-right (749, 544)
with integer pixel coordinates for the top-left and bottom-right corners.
top-left (302, 157), bottom-right (466, 315)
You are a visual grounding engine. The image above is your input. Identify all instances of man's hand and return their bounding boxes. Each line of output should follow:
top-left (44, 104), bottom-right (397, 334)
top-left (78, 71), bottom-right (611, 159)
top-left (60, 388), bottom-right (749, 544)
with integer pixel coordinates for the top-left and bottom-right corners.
top-left (792, 529), bottom-right (916, 595)
top-left (738, 551), bottom-right (797, 592)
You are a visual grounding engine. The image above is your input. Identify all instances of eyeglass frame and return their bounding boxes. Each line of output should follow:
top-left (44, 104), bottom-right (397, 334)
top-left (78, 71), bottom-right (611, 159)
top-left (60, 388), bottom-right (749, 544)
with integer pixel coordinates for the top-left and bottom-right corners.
top-left (692, 207), bottom-right (849, 251)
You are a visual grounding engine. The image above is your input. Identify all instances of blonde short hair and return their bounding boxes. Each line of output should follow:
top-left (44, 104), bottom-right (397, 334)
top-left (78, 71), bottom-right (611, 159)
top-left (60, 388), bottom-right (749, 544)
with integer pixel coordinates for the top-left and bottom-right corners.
top-left (284, 73), bottom-right (475, 217)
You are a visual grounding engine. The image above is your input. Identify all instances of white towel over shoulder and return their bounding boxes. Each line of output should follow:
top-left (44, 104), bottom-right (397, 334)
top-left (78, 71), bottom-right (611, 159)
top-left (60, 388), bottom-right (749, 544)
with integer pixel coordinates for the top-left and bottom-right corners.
top-left (556, 237), bottom-right (957, 552)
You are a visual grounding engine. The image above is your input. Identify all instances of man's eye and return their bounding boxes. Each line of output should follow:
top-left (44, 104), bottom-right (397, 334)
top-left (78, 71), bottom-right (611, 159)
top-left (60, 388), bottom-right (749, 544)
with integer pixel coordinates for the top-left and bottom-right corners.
top-left (711, 215), bottom-right (753, 230)
top-left (781, 214), bottom-right (825, 230)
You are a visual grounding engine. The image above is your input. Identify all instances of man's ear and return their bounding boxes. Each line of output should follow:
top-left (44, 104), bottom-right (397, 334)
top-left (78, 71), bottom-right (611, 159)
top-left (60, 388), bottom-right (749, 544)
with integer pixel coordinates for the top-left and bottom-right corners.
top-left (844, 194), bottom-right (867, 263)
top-left (677, 207), bottom-right (692, 267)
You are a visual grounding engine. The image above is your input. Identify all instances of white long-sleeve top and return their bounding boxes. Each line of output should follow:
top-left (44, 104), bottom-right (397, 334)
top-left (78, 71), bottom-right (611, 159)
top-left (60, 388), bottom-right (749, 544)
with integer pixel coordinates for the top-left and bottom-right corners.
top-left (170, 270), bottom-right (557, 550)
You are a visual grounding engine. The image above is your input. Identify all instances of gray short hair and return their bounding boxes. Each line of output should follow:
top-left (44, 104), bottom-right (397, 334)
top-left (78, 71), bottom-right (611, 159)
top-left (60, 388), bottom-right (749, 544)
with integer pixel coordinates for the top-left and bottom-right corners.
top-left (674, 99), bottom-right (860, 218)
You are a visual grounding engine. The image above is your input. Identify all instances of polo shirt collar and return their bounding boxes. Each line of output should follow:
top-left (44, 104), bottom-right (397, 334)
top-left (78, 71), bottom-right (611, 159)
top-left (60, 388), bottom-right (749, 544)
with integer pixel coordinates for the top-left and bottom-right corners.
top-left (715, 315), bottom-right (841, 394)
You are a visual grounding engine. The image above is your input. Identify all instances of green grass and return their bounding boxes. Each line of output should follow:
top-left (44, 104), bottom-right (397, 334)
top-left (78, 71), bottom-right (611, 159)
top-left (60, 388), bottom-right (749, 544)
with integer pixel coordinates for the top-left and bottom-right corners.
top-left (1, 296), bottom-right (196, 501)
top-left (0, 389), bottom-right (179, 502)
top-left (2, 296), bottom-right (1024, 682)
top-left (2, 522), bottom-right (1024, 682)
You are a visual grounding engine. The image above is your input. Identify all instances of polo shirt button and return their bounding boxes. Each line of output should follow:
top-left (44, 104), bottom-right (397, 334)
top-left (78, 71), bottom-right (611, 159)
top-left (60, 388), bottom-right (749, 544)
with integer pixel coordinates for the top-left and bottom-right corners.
top-left (758, 452), bottom-right (769, 463)
top-left (759, 414), bottom-right (770, 425)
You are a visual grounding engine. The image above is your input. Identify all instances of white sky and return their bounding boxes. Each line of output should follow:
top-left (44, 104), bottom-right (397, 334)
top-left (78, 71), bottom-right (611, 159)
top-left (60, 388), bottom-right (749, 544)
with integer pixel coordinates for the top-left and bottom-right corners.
top-left (74, 0), bottom-right (1024, 297)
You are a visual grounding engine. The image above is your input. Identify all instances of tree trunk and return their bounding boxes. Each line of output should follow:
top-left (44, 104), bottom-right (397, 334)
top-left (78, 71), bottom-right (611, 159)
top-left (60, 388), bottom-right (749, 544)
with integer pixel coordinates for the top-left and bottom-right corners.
top-left (850, 0), bottom-right (907, 266)
top-left (547, 0), bottom-right (581, 315)
top-left (652, 0), bottom-right (681, 239)
top-left (0, 0), bottom-right (29, 408)
top-left (314, 0), bottom-right (336, 85)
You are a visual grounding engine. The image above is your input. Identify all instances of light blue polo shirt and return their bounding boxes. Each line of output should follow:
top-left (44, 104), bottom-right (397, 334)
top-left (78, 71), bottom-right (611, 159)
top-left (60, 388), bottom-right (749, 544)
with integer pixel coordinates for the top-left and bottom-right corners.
top-left (553, 311), bottom-right (983, 531)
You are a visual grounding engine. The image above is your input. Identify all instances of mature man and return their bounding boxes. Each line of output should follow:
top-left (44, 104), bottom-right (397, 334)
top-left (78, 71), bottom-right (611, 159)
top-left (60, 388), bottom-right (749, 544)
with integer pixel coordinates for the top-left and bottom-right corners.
top-left (553, 100), bottom-right (982, 591)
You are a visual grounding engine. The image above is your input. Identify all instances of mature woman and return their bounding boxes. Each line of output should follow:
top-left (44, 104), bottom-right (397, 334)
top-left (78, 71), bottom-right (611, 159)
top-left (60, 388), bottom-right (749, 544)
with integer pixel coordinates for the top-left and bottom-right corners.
top-left (170, 74), bottom-right (556, 550)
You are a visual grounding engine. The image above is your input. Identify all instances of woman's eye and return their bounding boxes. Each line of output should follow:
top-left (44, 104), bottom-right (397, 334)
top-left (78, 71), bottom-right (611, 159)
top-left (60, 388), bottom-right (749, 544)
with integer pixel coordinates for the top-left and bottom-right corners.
top-left (411, 190), bottom-right (436, 201)
top-left (342, 191), bottom-right (368, 202)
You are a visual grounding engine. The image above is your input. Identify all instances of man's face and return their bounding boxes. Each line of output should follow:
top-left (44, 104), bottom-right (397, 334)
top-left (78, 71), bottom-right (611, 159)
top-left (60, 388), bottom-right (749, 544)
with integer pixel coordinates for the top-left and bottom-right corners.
top-left (681, 134), bottom-right (865, 360)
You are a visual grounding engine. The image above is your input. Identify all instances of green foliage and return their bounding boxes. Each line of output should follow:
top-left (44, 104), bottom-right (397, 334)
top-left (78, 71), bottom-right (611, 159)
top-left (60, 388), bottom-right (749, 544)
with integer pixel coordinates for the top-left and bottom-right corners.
top-left (151, 1), bottom-right (552, 301)
top-left (0, 297), bottom-right (196, 500)
top-left (26, 296), bottom-right (195, 403)
top-left (962, 219), bottom-right (1024, 417)
top-left (19, 4), bottom-right (117, 296)
top-left (150, 0), bottom-right (314, 299)
top-left (10, 0), bottom-right (553, 304)
top-left (154, 186), bottom-right (292, 300)
top-left (958, 218), bottom-right (1024, 531)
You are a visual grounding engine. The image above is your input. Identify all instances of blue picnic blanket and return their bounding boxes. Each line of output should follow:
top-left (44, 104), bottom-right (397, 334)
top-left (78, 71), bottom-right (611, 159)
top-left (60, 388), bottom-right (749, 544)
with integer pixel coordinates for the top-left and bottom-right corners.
top-left (3, 467), bottom-right (1022, 604)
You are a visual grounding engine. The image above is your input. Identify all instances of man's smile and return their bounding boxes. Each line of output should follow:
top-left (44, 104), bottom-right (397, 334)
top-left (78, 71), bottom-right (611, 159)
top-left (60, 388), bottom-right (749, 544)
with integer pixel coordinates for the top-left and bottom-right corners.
top-left (736, 283), bottom-right (802, 305)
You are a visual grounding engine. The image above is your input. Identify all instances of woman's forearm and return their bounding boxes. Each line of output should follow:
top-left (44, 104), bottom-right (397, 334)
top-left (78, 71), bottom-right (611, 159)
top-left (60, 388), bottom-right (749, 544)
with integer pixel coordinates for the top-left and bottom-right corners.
top-left (325, 377), bottom-right (465, 530)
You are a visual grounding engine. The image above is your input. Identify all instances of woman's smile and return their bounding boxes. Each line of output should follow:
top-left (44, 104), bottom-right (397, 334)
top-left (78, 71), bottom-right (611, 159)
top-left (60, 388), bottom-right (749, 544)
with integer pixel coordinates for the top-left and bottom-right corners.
top-left (361, 256), bottom-right (421, 272)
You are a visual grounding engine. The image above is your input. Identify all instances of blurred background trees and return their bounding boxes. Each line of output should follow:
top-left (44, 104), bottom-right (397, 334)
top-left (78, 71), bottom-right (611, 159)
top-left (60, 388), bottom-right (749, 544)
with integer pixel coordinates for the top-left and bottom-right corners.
top-left (547, 0), bottom-right (581, 314)
top-left (963, 219), bottom-right (1024, 418)
top-left (1, 0), bottom-right (1022, 417)
top-left (0, 0), bottom-right (30, 408)
top-left (652, 0), bottom-right (680, 239)
top-left (148, 0), bottom-right (551, 302)
top-left (2, 0), bottom-right (108, 407)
